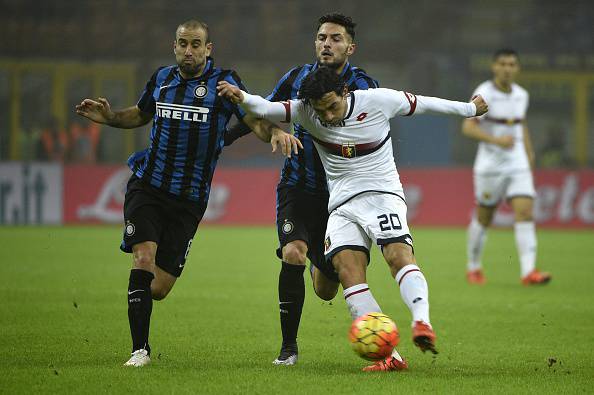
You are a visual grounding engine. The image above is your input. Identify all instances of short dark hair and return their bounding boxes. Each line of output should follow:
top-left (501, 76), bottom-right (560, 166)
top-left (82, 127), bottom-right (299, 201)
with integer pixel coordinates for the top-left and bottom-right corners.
top-left (318, 13), bottom-right (356, 41)
top-left (177, 20), bottom-right (210, 43)
top-left (493, 48), bottom-right (519, 61)
top-left (298, 66), bottom-right (346, 104)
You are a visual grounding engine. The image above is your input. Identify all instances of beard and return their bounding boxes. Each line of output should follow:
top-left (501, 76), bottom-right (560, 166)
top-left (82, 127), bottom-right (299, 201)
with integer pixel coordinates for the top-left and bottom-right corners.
top-left (318, 53), bottom-right (347, 70)
top-left (178, 59), bottom-right (202, 76)
top-left (318, 57), bottom-right (343, 70)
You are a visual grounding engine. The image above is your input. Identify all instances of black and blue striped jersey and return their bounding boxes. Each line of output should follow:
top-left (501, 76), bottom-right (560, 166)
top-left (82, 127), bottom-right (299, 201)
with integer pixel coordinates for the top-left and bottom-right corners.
top-left (127, 57), bottom-right (246, 207)
top-left (268, 62), bottom-right (379, 193)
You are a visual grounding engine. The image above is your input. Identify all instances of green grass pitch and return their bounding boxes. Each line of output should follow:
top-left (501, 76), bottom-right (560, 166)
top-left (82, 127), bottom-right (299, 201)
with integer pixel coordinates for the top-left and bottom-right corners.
top-left (1, 226), bottom-right (593, 394)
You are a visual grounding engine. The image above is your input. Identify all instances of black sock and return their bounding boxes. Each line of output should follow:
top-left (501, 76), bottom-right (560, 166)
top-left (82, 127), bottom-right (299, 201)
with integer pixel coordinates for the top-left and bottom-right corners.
top-left (127, 269), bottom-right (154, 354)
top-left (278, 262), bottom-right (305, 347)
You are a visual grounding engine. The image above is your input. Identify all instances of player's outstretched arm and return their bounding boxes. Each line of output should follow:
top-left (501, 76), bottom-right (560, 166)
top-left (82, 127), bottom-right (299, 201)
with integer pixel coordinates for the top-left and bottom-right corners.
top-left (75, 98), bottom-right (152, 129)
top-left (413, 94), bottom-right (487, 117)
top-left (217, 81), bottom-right (289, 123)
top-left (242, 116), bottom-right (302, 157)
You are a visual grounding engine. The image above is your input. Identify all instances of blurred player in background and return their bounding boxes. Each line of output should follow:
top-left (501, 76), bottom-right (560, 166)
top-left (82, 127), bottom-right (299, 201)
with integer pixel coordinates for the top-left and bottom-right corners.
top-left (463, 48), bottom-right (551, 286)
top-left (75, 20), bottom-right (299, 367)
top-left (218, 66), bottom-right (488, 371)
top-left (225, 13), bottom-right (379, 366)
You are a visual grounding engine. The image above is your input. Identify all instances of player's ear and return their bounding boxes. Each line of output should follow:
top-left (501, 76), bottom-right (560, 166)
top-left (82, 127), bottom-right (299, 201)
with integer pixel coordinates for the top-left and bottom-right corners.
top-left (342, 84), bottom-right (348, 96)
top-left (205, 42), bottom-right (213, 57)
top-left (347, 42), bottom-right (356, 56)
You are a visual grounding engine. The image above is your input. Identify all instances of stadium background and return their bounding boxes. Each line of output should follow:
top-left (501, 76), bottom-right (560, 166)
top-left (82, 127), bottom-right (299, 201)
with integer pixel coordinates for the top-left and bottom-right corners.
top-left (1, 0), bottom-right (593, 227)
top-left (1, 1), bottom-right (594, 393)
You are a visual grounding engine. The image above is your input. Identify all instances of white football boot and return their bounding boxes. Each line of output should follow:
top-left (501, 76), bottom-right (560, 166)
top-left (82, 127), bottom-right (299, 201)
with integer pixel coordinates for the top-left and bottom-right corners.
top-left (124, 349), bottom-right (151, 367)
top-left (272, 343), bottom-right (298, 366)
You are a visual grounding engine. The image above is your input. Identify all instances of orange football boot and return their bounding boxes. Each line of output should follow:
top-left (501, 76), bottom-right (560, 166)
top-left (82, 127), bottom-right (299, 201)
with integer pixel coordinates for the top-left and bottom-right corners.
top-left (362, 356), bottom-right (408, 372)
top-left (522, 270), bottom-right (552, 285)
top-left (466, 269), bottom-right (486, 285)
top-left (412, 321), bottom-right (438, 354)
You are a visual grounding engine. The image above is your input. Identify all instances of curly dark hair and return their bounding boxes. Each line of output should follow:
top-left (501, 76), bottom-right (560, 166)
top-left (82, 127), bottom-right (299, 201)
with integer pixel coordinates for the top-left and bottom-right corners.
top-left (298, 66), bottom-right (346, 104)
top-left (318, 13), bottom-right (356, 41)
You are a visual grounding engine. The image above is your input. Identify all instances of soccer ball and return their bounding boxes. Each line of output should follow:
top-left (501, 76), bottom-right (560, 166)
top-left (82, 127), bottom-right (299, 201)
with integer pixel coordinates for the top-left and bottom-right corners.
top-left (348, 312), bottom-right (399, 360)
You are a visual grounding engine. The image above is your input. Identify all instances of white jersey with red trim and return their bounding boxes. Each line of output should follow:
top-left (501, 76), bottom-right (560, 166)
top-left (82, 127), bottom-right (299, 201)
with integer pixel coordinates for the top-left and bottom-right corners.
top-left (472, 80), bottom-right (530, 174)
top-left (288, 88), bottom-right (417, 211)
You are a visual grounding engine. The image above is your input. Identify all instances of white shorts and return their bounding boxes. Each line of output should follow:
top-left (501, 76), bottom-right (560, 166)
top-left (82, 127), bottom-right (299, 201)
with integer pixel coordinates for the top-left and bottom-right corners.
top-left (324, 192), bottom-right (413, 262)
top-left (474, 170), bottom-right (536, 206)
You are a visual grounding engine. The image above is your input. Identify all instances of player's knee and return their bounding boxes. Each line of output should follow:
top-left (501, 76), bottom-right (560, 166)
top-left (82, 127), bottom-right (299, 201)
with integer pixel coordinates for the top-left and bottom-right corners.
top-left (477, 216), bottom-right (491, 227)
top-left (133, 252), bottom-right (155, 271)
top-left (282, 244), bottom-right (308, 265)
top-left (477, 210), bottom-right (494, 227)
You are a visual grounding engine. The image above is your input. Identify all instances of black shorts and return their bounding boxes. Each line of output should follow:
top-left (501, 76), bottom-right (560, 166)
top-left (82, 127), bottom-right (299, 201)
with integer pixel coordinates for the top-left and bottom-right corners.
top-left (276, 185), bottom-right (338, 282)
top-left (120, 175), bottom-right (205, 277)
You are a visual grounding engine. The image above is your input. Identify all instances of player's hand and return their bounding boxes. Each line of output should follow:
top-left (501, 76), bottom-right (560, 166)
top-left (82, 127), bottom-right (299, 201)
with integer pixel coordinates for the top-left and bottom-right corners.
top-left (270, 129), bottom-right (303, 158)
top-left (75, 97), bottom-right (114, 124)
top-left (472, 95), bottom-right (488, 116)
top-left (217, 81), bottom-right (244, 104)
top-left (495, 135), bottom-right (514, 149)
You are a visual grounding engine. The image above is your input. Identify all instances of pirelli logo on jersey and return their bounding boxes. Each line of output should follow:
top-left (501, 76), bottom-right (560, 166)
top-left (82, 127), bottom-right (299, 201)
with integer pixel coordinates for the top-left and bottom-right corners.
top-left (156, 102), bottom-right (210, 123)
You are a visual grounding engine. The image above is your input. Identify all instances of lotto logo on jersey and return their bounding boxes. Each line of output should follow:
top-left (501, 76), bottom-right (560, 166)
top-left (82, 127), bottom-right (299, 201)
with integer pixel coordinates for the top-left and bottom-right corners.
top-left (156, 102), bottom-right (209, 123)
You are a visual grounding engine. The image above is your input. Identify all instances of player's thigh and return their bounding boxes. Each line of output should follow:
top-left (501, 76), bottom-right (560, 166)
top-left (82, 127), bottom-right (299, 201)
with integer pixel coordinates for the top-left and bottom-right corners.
top-left (474, 172), bottom-right (508, 207)
top-left (305, 192), bottom-right (332, 278)
top-left (276, 186), bottom-right (325, 264)
top-left (354, 193), bottom-right (412, 248)
top-left (323, 208), bottom-right (371, 284)
top-left (155, 206), bottom-right (200, 280)
top-left (507, 171), bottom-right (536, 221)
top-left (353, 193), bottom-right (415, 274)
top-left (121, 179), bottom-right (163, 257)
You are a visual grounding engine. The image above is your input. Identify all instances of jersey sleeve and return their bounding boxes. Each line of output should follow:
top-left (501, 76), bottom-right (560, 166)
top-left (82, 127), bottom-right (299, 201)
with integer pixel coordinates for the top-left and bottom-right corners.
top-left (240, 93), bottom-right (304, 124)
top-left (266, 67), bottom-right (300, 101)
top-left (373, 88), bottom-right (417, 118)
top-left (373, 88), bottom-right (476, 119)
top-left (223, 71), bottom-right (249, 120)
top-left (136, 67), bottom-right (164, 115)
